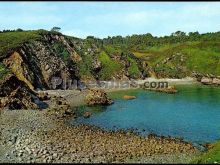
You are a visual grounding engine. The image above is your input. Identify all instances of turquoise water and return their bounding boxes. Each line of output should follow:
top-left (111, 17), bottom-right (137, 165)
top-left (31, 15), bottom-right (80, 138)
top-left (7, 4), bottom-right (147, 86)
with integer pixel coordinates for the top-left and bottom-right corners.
top-left (71, 85), bottom-right (220, 144)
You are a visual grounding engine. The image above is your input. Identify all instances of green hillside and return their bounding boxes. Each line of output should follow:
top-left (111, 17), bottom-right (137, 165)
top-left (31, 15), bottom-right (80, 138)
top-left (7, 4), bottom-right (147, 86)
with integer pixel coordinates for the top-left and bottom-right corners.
top-left (1, 29), bottom-right (220, 80)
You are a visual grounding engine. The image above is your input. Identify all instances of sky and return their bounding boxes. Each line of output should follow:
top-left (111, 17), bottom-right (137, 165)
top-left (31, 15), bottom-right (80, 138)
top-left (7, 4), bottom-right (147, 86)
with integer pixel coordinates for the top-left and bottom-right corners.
top-left (0, 2), bottom-right (220, 39)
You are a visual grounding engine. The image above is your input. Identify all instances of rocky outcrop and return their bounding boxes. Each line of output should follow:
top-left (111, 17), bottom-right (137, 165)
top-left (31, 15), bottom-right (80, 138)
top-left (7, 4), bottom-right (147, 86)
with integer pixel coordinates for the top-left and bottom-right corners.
top-left (46, 96), bottom-right (75, 119)
top-left (156, 86), bottom-right (178, 94)
top-left (0, 75), bottom-right (46, 110)
top-left (213, 78), bottom-right (220, 85)
top-left (200, 76), bottom-right (220, 85)
top-left (1, 33), bottom-right (83, 90)
top-left (201, 77), bottom-right (213, 85)
top-left (145, 86), bottom-right (178, 94)
top-left (3, 52), bottom-right (35, 90)
top-left (85, 89), bottom-right (113, 105)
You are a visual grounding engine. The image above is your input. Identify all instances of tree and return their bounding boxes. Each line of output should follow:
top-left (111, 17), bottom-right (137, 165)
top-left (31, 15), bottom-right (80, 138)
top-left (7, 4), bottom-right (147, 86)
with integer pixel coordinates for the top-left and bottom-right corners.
top-left (171, 31), bottom-right (186, 37)
top-left (16, 28), bottom-right (23, 32)
top-left (51, 27), bottom-right (61, 32)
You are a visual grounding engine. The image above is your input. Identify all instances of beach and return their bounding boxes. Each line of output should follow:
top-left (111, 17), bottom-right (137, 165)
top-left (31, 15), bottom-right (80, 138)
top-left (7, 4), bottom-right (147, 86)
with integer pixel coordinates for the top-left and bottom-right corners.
top-left (0, 109), bottom-right (199, 163)
top-left (0, 82), bottom-right (202, 163)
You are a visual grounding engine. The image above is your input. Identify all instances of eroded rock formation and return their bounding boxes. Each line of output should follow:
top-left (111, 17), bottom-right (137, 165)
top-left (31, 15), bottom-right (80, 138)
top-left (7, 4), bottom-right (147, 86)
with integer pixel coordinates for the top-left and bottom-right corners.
top-left (0, 74), bottom-right (45, 110)
top-left (85, 89), bottom-right (113, 105)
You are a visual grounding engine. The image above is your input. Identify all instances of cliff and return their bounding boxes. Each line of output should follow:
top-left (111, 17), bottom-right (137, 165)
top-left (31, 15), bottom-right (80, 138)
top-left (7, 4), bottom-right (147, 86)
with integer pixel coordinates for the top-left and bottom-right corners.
top-left (1, 30), bottom-right (220, 109)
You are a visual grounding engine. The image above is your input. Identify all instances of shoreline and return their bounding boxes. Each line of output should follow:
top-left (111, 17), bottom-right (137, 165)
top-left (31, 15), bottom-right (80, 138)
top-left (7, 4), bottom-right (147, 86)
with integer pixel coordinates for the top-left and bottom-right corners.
top-left (0, 109), bottom-right (199, 163)
top-left (0, 80), bottom-right (209, 163)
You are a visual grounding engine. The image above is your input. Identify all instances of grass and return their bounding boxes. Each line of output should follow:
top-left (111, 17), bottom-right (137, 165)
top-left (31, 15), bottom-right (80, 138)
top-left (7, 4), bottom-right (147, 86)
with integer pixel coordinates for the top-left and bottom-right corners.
top-left (182, 47), bottom-right (220, 76)
top-left (53, 41), bottom-right (70, 63)
top-left (0, 31), bottom-right (42, 59)
top-left (77, 55), bottom-right (93, 78)
top-left (98, 51), bottom-right (122, 80)
top-left (131, 41), bottom-right (220, 77)
top-left (1, 29), bottom-right (220, 80)
top-left (127, 57), bottom-right (142, 78)
top-left (0, 63), bottom-right (10, 80)
top-left (192, 141), bottom-right (220, 164)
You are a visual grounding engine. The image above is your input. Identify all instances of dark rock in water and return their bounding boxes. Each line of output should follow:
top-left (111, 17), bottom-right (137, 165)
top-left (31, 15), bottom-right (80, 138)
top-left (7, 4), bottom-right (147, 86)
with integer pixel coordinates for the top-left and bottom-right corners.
top-left (145, 85), bottom-right (178, 94)
top-left (158, 86), bottom-right (178, 94)
top-left (85, 89), bottom-right (113, 105)
top-left (83, 111), bottom-right (92, 118)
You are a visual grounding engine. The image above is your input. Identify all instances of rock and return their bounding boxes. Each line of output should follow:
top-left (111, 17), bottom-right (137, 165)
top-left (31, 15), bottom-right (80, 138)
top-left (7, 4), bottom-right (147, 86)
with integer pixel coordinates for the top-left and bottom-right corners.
top-left (85, 89), bottom-right (113, 105)
top-left (146, 86), bottom-right (178, 94)
top-left (201, 77), bottom-right (213, 85)
top-left (56, 100), bottom-right (67, 105)
top-left (0, 75), bottom-right (43, 110)
top-left (212, 78), bottom-right (220, 85)
top-left (161, 86), bottom-right (178, 94)
top-left (83, 111), bottom-right (92, 118)
top-left (37, 92), bottom-right (50, 101)
top-left (122, 95), bottom-right (136, 100)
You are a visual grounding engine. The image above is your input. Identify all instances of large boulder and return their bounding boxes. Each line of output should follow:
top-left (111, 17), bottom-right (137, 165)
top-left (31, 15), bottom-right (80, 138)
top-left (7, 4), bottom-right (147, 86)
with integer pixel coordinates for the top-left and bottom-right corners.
top-left (201, 77), bottom-right (213, 85)
top-left (212, 78), bottom-right (220, 85)
top-left (46, 96), bottom-right (75, 119)
top-left (85, 89), bottom-right (113, 105)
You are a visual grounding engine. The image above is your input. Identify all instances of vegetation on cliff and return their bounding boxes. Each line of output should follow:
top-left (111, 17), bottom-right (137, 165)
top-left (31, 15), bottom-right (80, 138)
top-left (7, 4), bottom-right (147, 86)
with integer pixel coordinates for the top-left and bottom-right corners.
top-left (98, 51), bottom-right (122, 80)
top-left (0, 31), bottom-right (41, 59)
top-left (0, 63), bottom-right (10, 80)
top-left (1, 29), bottom-right (220, 82)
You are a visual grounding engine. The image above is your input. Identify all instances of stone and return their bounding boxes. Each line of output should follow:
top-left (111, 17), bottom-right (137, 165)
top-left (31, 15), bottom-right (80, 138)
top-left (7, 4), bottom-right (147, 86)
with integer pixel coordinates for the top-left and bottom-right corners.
top-left (0, 75), bottom-right (42, 110)
top-left (122, 95), bottom-right (136, 100)
top-left (212, 78), bottom-right (220, 85)
top-left (201, 77), bottom-right (213, 85)
top-left (83, 111), bottom-right (92, 118)
top-left (85, 89), bottom-right (113, 105)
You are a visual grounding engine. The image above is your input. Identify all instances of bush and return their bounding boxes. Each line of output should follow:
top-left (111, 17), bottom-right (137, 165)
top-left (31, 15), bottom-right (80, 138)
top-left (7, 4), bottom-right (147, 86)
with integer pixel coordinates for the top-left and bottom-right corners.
top-left (127, 57), bottom-right (141, 78)
top-left (0, 63), bottom-right (10, 80)
top-left (98, 51), bottom-right (122, 80)
top-left (0, 31), bottom-right (41, 58)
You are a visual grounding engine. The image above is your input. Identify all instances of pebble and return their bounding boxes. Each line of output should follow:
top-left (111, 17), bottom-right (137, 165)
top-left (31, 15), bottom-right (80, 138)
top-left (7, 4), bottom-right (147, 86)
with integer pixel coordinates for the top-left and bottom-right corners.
top-left (0, 108), bottom-right (198, 163)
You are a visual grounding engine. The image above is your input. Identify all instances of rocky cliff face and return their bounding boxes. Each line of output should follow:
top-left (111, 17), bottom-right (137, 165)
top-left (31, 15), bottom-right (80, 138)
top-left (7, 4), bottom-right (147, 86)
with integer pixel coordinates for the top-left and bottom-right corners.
top-left (1, 31), bottom-right (219, 110)
top-left (0, 32), bottom-right (83, 109)
top-left (2, 33), bottom-right (83, 91)
top-left (0, 74), bottom-right (44, 110)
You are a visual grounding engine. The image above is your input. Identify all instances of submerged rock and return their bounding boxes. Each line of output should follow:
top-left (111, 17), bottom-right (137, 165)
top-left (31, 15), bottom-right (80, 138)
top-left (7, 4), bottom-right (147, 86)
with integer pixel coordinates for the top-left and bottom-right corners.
top-left (122, 95), bottom-right (136, 100)
top-left (157, 86), bottom-right (178, 94)
top-left (85, 89), bottom-right (113, 105)
top-left (83, 111), bottom-right (92, 118)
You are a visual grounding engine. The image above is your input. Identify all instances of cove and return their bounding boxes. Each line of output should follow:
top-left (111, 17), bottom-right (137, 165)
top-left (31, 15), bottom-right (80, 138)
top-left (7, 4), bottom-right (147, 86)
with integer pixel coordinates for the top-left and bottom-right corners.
top-left (70, 85), bottom-right (220, 144)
